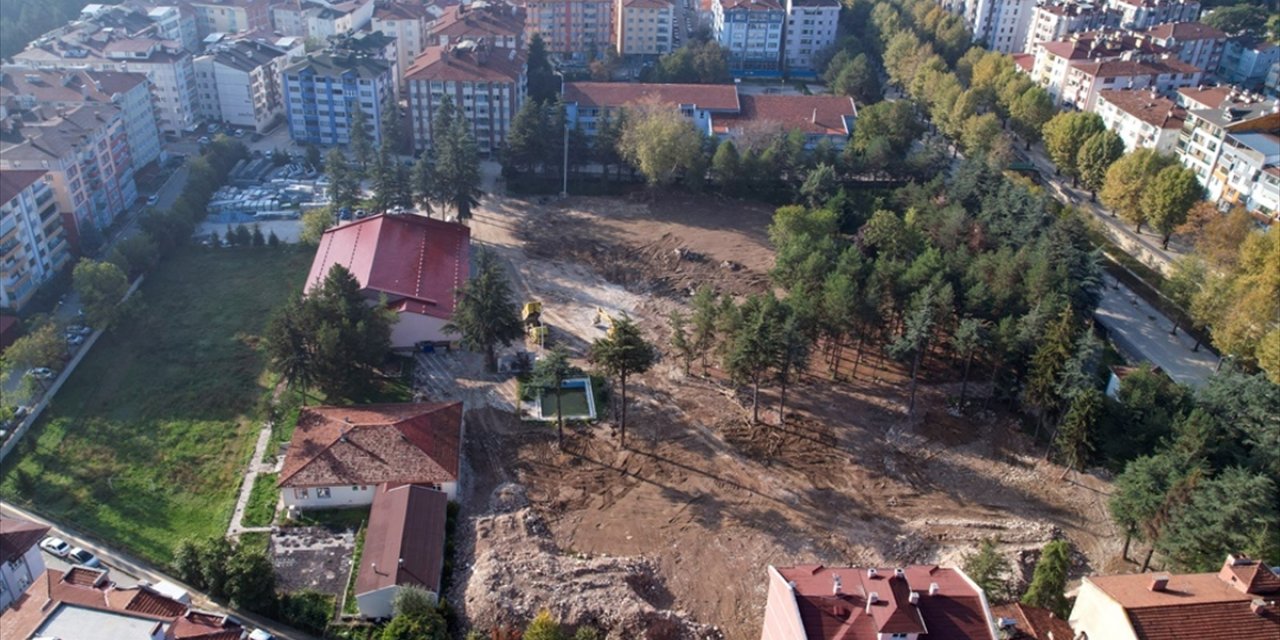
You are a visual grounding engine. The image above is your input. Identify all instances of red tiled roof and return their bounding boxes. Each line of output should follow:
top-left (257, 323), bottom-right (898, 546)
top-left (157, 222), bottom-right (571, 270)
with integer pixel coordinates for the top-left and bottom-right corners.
top-left (0, 516), bottom-right (50, 565)
top-left (124, 587), bottom-right (191, 617)
top-left (1098, 89), bottom-right (1186, 128)
top-left (429, 3), bottom-right (526, 39)
top-left (713, 94), bottom-right (854, 136)
top-left (405, 43), bottom-right (526, 82)
top-left (1145, 21), bottom-right (1226, 41)
top-left (774, 564), bottom-right (996, 640)
top-left (355, 484), bottom-right (449, 597)
top-left (564, 81), bottom-right (741, 112)
top-left (306, 213), bottom-right (470, 321)
top-left (166, 611), bottom-right (242, 640)
top-left (1012, 53), bottom-right (1034, 72)
top-left (62, 566), bottom-right (107, 587)
top-left (0, 569), bottom-right (199, 640)
top-left (374, 1), bottom-right (430, 21)
top-left (1178, 85), bottom-right (1234, 109)
top-left (279, 402), bottom-right (464, 488)
top-left (0, 170), bottom-right (48, 205)
top-left (1127, 600), bottom-right (1280, 639)
top-left (990, 603), bottom-right (1074, 639)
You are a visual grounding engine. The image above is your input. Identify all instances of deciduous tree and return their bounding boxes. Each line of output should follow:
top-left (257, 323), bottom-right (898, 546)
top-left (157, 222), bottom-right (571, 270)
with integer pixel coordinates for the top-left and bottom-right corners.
top-left (1141, 164), bottom-right (1203, 248)
top-left (73, 259), bottom-right (129, 329)
top-left (1076, 130), bottom-right (1124, 195)
top-left (1100, 149), bottom-right (1174, 231)
top-left (1042, 111), bottom-right (1105, 185)
top-left (618, 106), bottom-right (705, 186)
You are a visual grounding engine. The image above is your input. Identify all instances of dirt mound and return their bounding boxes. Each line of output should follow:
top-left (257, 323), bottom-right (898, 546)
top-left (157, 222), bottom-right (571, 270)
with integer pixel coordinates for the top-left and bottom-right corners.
top-left (461, 487), bottom-right (722, 640)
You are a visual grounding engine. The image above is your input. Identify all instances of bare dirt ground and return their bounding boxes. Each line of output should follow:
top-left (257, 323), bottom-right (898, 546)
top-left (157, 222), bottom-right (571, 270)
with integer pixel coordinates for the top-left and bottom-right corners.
top-left (445, 192), bottom-right (1119, 640)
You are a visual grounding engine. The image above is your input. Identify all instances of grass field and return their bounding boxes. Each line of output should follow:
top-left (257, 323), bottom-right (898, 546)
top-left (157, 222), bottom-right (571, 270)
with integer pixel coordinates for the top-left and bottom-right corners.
top-left (242, 472), bottom-right (279, 528)
top-left (0, 247), bottom-right (312, 564)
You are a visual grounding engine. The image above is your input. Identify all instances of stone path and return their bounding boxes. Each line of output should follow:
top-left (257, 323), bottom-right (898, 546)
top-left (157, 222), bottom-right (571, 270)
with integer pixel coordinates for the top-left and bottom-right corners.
top-left (228, 420), bottom-right (279, 536)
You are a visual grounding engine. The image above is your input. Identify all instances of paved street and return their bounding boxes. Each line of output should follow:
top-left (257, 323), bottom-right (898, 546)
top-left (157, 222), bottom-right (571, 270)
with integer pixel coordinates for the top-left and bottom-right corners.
top-left (1095, 277), bottom-right (1219, 387)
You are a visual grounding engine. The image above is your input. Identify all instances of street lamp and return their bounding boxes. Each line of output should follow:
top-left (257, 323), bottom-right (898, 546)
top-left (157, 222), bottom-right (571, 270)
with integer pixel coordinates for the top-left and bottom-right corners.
top-left (554, 70), bottom-right (569, 198)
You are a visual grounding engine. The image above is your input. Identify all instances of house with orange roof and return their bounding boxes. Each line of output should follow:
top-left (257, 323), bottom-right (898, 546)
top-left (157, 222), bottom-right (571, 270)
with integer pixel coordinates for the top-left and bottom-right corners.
top-left (353, 484), bottom-right (449, 618)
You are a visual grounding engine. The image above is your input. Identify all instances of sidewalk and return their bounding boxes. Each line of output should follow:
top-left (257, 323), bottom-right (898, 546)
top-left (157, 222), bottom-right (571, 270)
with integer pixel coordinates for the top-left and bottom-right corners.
top-left (227, 420), bottom-right (280, 537)
top-left (1095, 277), bottom-right (1219, 387)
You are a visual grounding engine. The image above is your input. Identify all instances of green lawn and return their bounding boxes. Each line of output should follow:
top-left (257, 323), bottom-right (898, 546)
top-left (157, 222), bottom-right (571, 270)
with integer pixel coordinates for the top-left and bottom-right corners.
top-left (0, 247), bottom-right (312, 564)
top-left (242, 472), bottom-right (279, 528)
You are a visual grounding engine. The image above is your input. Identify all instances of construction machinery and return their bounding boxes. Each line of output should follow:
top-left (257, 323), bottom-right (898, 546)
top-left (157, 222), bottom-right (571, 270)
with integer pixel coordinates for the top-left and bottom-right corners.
top-left (593, 307), bottom-right (617, 334)
top-left (523, 301), bottom-right (547, 348)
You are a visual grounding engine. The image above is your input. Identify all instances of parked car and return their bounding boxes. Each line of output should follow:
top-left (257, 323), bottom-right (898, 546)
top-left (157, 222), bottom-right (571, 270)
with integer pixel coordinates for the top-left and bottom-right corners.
top-left (67, 547), bottom-right (101, 568)
top-left (67, 325), bottom-right (92, 336)
top-left (233, 128), bottom-right (245, 137)
top-left (248, 630), bottom-right (275, 640)
top-left (27, 368), bottom-right (54, 380)
top-left (41, 537), bottom-right (72, 557)
top-left (66, 334), bottom-right (85, 347)
top-left (146, 194), bottom-right (159, 206)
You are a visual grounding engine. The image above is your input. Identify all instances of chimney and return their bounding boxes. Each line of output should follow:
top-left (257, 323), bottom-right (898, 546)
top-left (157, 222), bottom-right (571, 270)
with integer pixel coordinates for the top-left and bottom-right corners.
top-left (894, 568), bottom-right (905, 579)
top-left (1149, 575), bottom-right (1170, 592)
top-left (928, 582), bottom-right (940, 596)
top-left (811, 108), bottom-right (817, 123)
top-left (867, 568), bottom-right (878, 578)
top-left (908, 591), bottom-right (920, 605)
top-left (866, 592), bottom-right (879, 613)
top-left (832, 575), bottom-right (842, 595)
top-left (1252, 600), bottom-right (1272, 616)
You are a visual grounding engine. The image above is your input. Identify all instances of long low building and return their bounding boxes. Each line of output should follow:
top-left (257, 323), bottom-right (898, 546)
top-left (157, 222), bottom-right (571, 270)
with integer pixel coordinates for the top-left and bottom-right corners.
top-left (563, 82), bottom-right (856, 148)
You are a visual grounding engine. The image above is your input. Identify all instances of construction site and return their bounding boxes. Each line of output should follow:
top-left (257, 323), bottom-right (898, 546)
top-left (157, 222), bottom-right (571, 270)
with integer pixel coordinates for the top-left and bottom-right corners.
top-left (435, 192), bottom-right (1118, 640)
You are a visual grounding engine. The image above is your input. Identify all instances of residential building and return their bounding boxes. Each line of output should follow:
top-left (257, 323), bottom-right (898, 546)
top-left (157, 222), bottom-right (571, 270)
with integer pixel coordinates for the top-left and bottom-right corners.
top-left (354, 484), bottom-right (449, 619)
top-left (1027, 1), bottom-right (1114, 54)
top-left (277, 402), bottom-right (464, 510)
top-left (0, 566), bottom-right (244, 640)
top-left (1265, 60), bottom-right (1280, 97)
top-left (760, 564), bottom-right (1000, 639)
top-left (1106, 0), bottom-right (1200, 30)
top-left (270, 0), bottom-right (376, 41)
top-left (1069, 554), bottom-right (1280, 640)
top-left (405, 42), bottom-right (527, 155)
top-left (373, 1), bottom-right (433, 87)
top-left (282, 51), bottom-right (394, 146)
top-left (1058, 57), bottom-right (1202, 110)
top-left (428, 2), bottom-right (527, 49)
top-left (184, 0), bottom-right (276, 37)
top-left (1095, 88), bottom-right (1186, 153)
top-left (1203, 114), bottom-right (1279, 215)
top-left (0, 172), bottom-right (72, 311)
top-left (137, 4), bottom-right (202, 52)
top-left (524, 0), bottom-right (615, 62)
top-left (562, 81), bottom-right (856, 147)
top-left (712, 0), bottom-right (786, 72)
top-left (615, 0), bottom-right (676, 57)
top-left (193, 38), bottom-right (295, 131)
top-left (0, 68), bottom-right (163, 172)
top-left (966, 0), bottom-right (1038, 54)
top-left (75, 2), bottom-right (201, 51)
top-left (0, 105), bottom-right (139, 249)
top-left (1218, 38), bottom-right (1280, 89)
top-left (1029, 30), bottom-right (1202, 107)
top-left (1175, 88), bottom-right (1275, 185)
top-left (305, 212), bottom-right (471, 344)
top-left (783, 0), bottom-right (840, 73)
top-left (990, 603), bottom-right (1075, 639)
top-left (1143, 21), bottom-right (1226, 72)
top-left (12, 15), bottom-right (198, 135)
top-left (0, 516), bottom-right (48, 611)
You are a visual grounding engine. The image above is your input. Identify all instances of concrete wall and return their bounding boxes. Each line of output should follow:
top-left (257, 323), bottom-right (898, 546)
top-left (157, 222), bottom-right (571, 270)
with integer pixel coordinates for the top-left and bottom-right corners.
top-left (283, 481), bottom-right (457, 510)
top-left (1069, 578), bottom-right (1141, 640)
top-left (759, 566), bottom-right (807, 640)
top-left (389, 312), bottom-right (452, 349)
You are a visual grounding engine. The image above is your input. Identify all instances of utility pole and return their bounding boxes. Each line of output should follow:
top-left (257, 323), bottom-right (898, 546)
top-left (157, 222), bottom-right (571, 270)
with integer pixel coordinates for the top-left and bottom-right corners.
top-left (555, 70), bottom-right (569, 197)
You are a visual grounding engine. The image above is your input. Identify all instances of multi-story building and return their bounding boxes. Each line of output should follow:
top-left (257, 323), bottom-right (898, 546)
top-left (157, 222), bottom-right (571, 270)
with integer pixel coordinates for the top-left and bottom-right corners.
top-left (0, 68), bottom-right (163, 172)
top-left (1062, 57), bottom-right (1203, 110)
top-left (194, 38), bottom-right (297, 131)
top-left (615, 0), bottom-right (676, 57)
top-left (965, 0), bottom-right (1038, 54)
top-left (405, 42), bottom-right (527, 156)
top-left (270, 0), bottom-right (376, 41)
top-left (712, 0), bottom-right (786, 73)
top-left (184, 0), bottom-right (276, 37)
top-left (1106, 0), bottom-right (1200, 30)
top-left (1267, 61), bottom-right (1280, 98)
top-left (1027, 1), bottom-right (1115, 53)
top-left (78, 2), bottom-right (201, 51)
top-left (1175, 88), bottom-right (1275, 190)
top-left (428, 3), bottom-right (527, 49)
top-left (1030, 29), bottom-right (1175, 104)
top-left (0, 172), bottom-right (72, 311)
top-left (1143, 21), bottom-right (1226, 72)
top-left (137, 4), bottom-right (202, 52)
top-left (525, 0), bottom-right (615, 62)
top-left (282, 51), bottom-right (394, 146)
top-left (373, 1), bottom-right (432, 87)
top-left (0, 516), bottom-right (50, 610)
top-left (783, 0), bottom-right (840, 73)
top-left (0, 104), bottom-right (138, 249)
top-left (331, 30), bottom-right (400, 97)
top-left (1197, 108), bottom-right (1278, 210)
top-left (1218, 38), bottom-right (1280, 89)
top-left (1095, 89), bottom-right (1186, 153)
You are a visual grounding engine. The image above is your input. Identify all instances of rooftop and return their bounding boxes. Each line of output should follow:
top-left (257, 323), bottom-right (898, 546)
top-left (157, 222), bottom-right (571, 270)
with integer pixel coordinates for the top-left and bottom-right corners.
top-left (1098, 89), bottom-right (1185, 128)
top-left (0, 169), bottom-right (48, 205)
top-left (713, 94), bottom-right (855, 136)
top-left (429, 2), bottom-right (526, 40)
top-left (1040, 29), bottom-right (1171, 61)
top-left (283, 51), bottom-right (391, 80)
top-left (564, 81), bottom-right (741, 112)
top-left (719, 0), bottom-right (784, 10)
top-left (0, 104), bottom-right (123, 163)
top-left (0, 515), bottom-right (50, 565)
top-left (0, 68), bottom-right (147, 106)
top-left (355, 484), bottom-right (449, 597)
top-left (990, 603), bottom-right (1074, 640)
top-left (1178, 85), bottom-right (1234, 109)
top-left (278, 402), bottom-right (464, 489)
top-left (373, 0), bottom-right (432, 20)
top-left (198, 39), bottom-right (288, 73)
top-left (405, 42), bottom-right (527, 82)
top-left (1144, 21), bottom-right (1227, 41)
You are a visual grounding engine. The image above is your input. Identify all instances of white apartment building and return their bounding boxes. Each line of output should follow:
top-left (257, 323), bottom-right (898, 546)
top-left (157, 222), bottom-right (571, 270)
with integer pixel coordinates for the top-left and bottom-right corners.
top-left (1026, 1), bottom-right (1113, 54)
top-left (405, 42), bottom-right (527, 155)
top-left (1106, 0), bottom-right (1200, 30)
top-left (1143, 21), bottom-right (1226, 72)
top-left (271, 0), bottom-right (376, 41)
top-left (0, 516), bottom-right (49, 609)
top-left (966, 0), bottom-right (1038, 54)
top-left (713, 0), bottom-right (786, 72)
top-left (0, 172), bottom-right (72, 311)
top-left (1175, 90), bottom-right (1277, 213)
top-left (1095, 88), bottom-right (1186, 153)
top-left (186, 0), bottom-right (276, 37)
top-left (525, 0), bottom-right (615, 62)
top-left (372, 1), bottom-right (432, 87)
top-left (783, 0), bottom-right (840, 72)
top-left (615, 0), bottom-right (676, 57)
top-left (194, 38), bottom-right (298, 131)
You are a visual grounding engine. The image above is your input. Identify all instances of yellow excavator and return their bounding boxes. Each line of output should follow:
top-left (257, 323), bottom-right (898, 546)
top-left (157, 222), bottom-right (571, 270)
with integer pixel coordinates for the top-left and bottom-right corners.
top-left (523, 301), bottom-right (547, 348)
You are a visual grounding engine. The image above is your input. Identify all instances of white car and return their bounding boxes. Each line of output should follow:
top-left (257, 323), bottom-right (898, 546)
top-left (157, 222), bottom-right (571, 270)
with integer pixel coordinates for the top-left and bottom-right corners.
top-left (27, 368), bottom-right (54, 380)
top-left (248, 630), bottom-right (275, 640)
top-left (67, 547), bottom-right (101, 568)
top-left (40, 537), bottom-right (71, 557)
top-left (66, 334), bottom-right (85, 347)
top-left (146, 194), bottom-right (160, 206)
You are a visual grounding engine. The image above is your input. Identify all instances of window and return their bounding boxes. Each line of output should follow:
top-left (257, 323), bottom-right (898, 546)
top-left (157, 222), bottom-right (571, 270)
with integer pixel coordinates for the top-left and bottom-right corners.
top-left (294, 488), bottom-right (310, 499)
top-left (317, 487), bottom-right (332, 499)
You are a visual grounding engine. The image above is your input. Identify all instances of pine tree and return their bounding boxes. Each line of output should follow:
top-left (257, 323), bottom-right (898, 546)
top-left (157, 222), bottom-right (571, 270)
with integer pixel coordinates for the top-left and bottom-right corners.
top-left (950, 317), bottom-right (986, 410)
top-left (668, 309), bottom-right (695, 375)
top-left (727, 294), bottom-right (784, 424)
top-left (773, 309), bottom-right (811, 426)
top-left (589, 316), bottom-right (657, 447)
top-left (443, 248), bottom-right (523, 371)
top-left (1156, 467), bottom-right (1279, 572)
top-left (1026, 305), bottom-right (1076, 434)
top-left (710, 139), bottom-right (741, 193)
top-left (411, 150), bottom-right (436, 216)
top-left (532, 346), bottom-right (573, 448)
top-left (1021, 540), bottom-right (1072, 618)
top-left (325, 149), bottom-right (361, 212)
top-left (962, 538), bottom-right (1010, 602)
top-left (689, 285), bottom-right (719, 374)
top-left (889, 284), bottom-right (941, 420)
top-left (1054, 387), bottom-right (1099, 475)
top-left (348, 105), bottom-right (373, 174)
top-left (526, 34), bottom-right (559, 105)
top-left (432, 98), bottom-right (482, 220)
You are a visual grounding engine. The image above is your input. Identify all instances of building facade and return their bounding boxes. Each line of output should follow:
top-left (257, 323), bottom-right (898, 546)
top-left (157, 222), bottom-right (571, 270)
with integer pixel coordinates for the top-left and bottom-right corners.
top-left (1027, 1), bottom-right (1114, 54)
top-left (428, 3), bottom-right (527, 49)
top-left (405, 42), bottom-right (527, 155)
top-left (783, 0), bottom-right (840, 72)
top-left (1218, 39), bottom-right (1280, 89)
top-left (1106, 0), bottom-right (1200, 30)
top-left (1175, 90), bottom-right (1275, 186)
top-left (969, 0), bottom-right (1038, 54)
top-left (0, 172), bottom-right (72, 311)
top-left (615, 0), bottom-right (676, 57)
top-left (525, 0), bottom-right (615, 62)
top-left (185, 0), bottom-right (276, 37)
top-left (713, 0), bottom-right (786, 73)
top-left (372, 1), bottom-right (432, 87)
top-left (0, 516), bottom-right (49, 612)
top-left (1143, 21), bottom-right (1226, 72)
top-left (194, 38), bottom-right (295, 131)
top-left (1095, 89), bottom-right (1185, 153)
top-left (282, 52), bottom-right (394, 146)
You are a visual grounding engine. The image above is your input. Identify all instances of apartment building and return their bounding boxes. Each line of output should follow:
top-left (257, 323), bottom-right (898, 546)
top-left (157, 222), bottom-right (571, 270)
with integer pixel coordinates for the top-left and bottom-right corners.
top-left (282, 51), bottom-right (395, 146)
top-left (271, 0), bottom-right (376, 41)
top-left (615, 0), bottom-right (676, 57)
top-left (1030, 29), bottom-right (1176, 104)
top-left (373, 1), bottom-right (433, 87)
top-left (1176, 88), bottom-right (1275, 199)
top-left (1106, 0), bottom-right (1199, 30)
top-left (194, 38), bottom-right (298, 131)
top-left (0, 68), bottom-right (163, 172)
top-left (1095, 88), bottom-right (1186, 153)
top-left (0, 172), bottom-right (72, 311)
top-left (184, 0), bottom-right (276, 37)
top-left (783, 0), bottom-right (840, 73)
top-left (0, 104), bottom-right (138, 249)
top-left (968, 0), bottom-right (1038, 54)
top-left (405, 42), bottom-right (527, 155)
top-left (137, 4), bottom-right (203, 51)
top-left (1218, 38), bottom-right (1280, 89)
top-left (1027, 1), bottom-right (1115, 53)
top-left (713, 0), bottom-right (786, 73)
top-left (428, 3), bottom-right (527, 49)
top-left (1143, 21), bottom-right (1226, 72)
top-left (77, 2), bottom-right (202, 51)
top-left (525, 0), bottom-right (615, 62)
top-left (1062, 57), bottom-right (1203, 110)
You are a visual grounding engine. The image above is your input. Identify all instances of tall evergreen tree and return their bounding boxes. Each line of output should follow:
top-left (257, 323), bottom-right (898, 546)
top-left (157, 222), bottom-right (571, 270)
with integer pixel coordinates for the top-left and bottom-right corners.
top-left (348, 105), bottom-right (374, 173)
top-left (889, 284), bottom-right (942, 420)
top-left (526, 34), bottom-right (559, 105)
top-left (1156, 467), bottom-right (1279, 572)
top-left (689, 285), bottom-right (719, 374)
top-left (1021, 540), bottom-right (1072, 618)
top-left (444, 249), bottom-right (523, 371)
top-left (411, 150), bottom-right (436, 216)
top-left (589, 316), bottom-right (657, 447)
top-left (773, 309), bottom-right (811, 426)
top-left (325, 148), bottom-right (361, 212)
top-left (531, 346), bottom-right (573, 448)
top-left (668, 310), bottom-right (695, 376)
top-left (727, 295), bottom-right (784, 424)
top-left (1026, 305), bottom-right (1076, 433)
top-left (432, 98), bottom-right (483, 220)
top-left (1054, 387), bottom-right (1100, 474)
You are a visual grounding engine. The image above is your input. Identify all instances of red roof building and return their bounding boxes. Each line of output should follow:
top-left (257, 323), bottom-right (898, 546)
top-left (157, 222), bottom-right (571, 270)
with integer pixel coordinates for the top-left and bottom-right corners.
top-left (353, 484), bottom-right (449, 618)
top-left (1069, 554), bottom-right (1280, 640)
top-left (991, 603), bottom-right (1074, 639)
top-left (761, 564), bottom-right (999, 640)
top-left (0, 516), bottom-right (49, 611)
top-left (278, 402), bottom-right (464, 509)
top-left (306, 213), bottom-right (470, 348)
